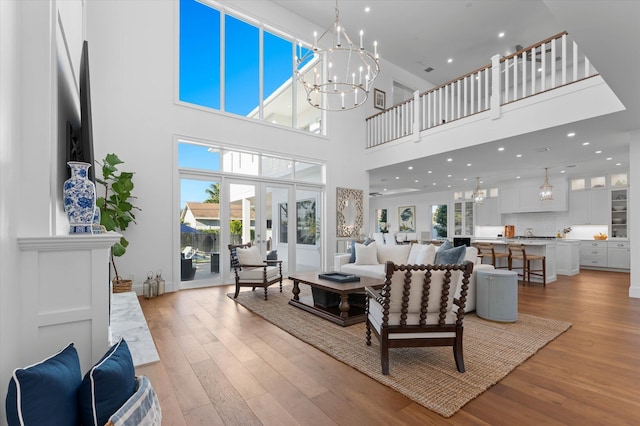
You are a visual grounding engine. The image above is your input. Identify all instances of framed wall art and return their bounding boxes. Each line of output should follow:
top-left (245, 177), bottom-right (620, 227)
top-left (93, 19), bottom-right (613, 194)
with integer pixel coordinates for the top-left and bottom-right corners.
top-left (398, 206), bottom-right (416, 232)
top-left (374, 88), bottom-right (386, 110)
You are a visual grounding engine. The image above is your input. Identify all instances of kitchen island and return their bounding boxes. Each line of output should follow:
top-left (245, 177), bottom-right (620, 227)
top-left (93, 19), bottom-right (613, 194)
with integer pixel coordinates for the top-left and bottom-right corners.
top-left (472, 239), bottom-right (559, 284)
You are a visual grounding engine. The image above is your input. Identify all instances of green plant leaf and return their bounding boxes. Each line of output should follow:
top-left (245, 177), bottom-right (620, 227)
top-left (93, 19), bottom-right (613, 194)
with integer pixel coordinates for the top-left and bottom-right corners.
top-left (105, 153), bottom-right (123, 166)
top-left (112, 242), bottom-right (126, 257)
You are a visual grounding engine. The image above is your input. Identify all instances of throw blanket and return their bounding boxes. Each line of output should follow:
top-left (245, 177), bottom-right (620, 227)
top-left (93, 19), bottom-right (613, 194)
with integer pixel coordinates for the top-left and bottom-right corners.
top-left (106, 375), bottom-right (161, 426)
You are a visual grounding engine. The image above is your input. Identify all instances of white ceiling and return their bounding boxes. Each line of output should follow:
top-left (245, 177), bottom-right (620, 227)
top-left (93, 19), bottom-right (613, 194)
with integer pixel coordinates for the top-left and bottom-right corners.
top-left (271, 0), bottom-right (640, 196)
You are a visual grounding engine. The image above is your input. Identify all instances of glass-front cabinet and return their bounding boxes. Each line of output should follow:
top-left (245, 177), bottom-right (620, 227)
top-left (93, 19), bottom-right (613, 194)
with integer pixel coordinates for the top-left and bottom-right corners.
top-left (610, 189), bottom-right (628, 238)
top-left (453, 200), bottom-right (474, 236)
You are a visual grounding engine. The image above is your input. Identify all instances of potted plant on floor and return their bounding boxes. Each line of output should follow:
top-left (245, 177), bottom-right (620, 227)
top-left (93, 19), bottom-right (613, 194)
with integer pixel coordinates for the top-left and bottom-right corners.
top-left (96, 153), bottom-right (141, 292)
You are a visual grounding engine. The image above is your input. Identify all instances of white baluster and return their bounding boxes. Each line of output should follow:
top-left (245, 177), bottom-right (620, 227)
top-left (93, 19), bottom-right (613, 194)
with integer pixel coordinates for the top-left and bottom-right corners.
top-left (513, 55), bottom-right (518, 101)
top-left (505, 59), bottom-right (510, 103)
top-left (573, 41), bottom-right (578, 82)
top-left (541, 42), bottom-right (546, 92)
top-left (531, 46), bottom-right (536, 95)
top-left (551, 38), bottom-right (556, 88)
top-left (522, 51), bottom-right (527, 98)
top-left (562, 34), bottom-right (567, 85)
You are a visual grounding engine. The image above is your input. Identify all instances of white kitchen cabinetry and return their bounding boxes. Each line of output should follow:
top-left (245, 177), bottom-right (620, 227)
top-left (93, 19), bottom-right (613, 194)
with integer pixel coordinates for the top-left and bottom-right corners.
top-left (580, 241), bottom-right (608, 268)
top-left (610, 189), bottom-right (628, 239)
top-left (607, 241), bottom-right (630, 269)
top-left (556, 241), bottom-right (580, 276)
top-left (569, 189), bottom-right (609, 225)
top-left (475, 197), bottom-right (500, 226)
top-left (499, 179), bottom-right (568, 213)
top-left (453, 200), bottom-right (474, 236)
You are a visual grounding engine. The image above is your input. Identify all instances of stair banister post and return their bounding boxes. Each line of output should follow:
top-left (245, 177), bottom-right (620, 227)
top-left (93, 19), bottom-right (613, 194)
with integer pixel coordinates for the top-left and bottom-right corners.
top-left (490, 54), bottom-right (502, 120)
top-left (412, 90), bottom-right (420, 141)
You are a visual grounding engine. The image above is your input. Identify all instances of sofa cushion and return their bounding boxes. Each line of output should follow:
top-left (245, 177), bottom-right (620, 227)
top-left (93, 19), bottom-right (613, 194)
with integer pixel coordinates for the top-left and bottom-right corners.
top-left (5, 343), bottom-right (82, 426)
top-left (349, 238), bottom-right (372, 263)
top-left (438, 239), bottom-right (453, 251)
top-left (79, 338), bottom-right (136, 426)
top-left (341, 263), bottom-right (386, 279)
top-left (435, 244), bottom-right (466, 265)
top-left (416, 244), bottom-right (437, 265)
top-left (407, 244), bottom-right (423, 264)
top-left (355, 242), bottom-right (378, 265)
top-left (377, 244), bottom-right (411, 264)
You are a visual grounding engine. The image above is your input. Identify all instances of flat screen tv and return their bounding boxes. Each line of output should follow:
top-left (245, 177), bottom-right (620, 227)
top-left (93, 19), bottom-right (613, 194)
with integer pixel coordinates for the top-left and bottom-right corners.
top-left (67, 40), bottom-right (95, 182)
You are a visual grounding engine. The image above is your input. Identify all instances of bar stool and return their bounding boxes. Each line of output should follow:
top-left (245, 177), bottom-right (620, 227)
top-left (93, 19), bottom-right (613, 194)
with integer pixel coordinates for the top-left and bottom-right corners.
top-left (508, 244), bottom-right (546, 286)
top-left (476, 242), bottom-right (510, 269)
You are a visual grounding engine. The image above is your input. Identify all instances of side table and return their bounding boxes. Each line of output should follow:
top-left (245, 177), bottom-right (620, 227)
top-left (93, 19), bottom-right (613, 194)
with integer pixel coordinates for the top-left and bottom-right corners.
top-left (476, 269), bottom-right (518, 322)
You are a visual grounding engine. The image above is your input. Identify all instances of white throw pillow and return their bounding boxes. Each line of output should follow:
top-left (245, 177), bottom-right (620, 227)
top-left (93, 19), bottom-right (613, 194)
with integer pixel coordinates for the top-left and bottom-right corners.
top-left (377, 244), bottom-right (411, 264)
top-left (416, 244), bottom-right (437, 265)
top-left (236, 246), bottom-right (264, 266)
top-left (383, 233), bottom-right (396, 245)
top-left (407, 243), bottom-right (423, 264)
top-left (355, 242), bottom-right (379, 265)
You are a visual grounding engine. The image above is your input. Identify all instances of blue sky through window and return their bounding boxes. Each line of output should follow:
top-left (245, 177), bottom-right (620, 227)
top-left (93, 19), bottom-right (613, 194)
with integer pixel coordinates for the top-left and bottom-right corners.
top-left (179, 0), bottom-right (220, 108)
top-left (225, 15), bottom-right (259, 115)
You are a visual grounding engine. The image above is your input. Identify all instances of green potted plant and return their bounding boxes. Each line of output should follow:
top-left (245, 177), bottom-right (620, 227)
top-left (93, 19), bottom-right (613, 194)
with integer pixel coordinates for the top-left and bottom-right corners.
top-left (96, 153), bottom-right (141, 292)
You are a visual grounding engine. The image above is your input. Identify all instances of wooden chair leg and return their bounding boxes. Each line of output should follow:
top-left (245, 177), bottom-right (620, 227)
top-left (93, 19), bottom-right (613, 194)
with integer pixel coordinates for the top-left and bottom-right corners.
top-left (542, 257), bottom-right (547, 286)
top-left (263, 286), bottom-right (268, 300)
top-left (234, 283), bottom-right (240, 298)
top-left (279, 277), bottom-right (283, 293)
top-left (381, 339), bottom-right (390, 375)
top-left (453, 329), bottom-right (465, 373)
top-left (365, 319), bottom-right (372, 346)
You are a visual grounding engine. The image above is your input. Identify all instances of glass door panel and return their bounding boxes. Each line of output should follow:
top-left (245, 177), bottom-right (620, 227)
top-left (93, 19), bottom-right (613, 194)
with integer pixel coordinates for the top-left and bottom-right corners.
top-left (295, 187), bottom-right (321, 273)
top-left (179, 178), bottom-right (222, 288)
top-left (265, 185), bottom-right (291, 276)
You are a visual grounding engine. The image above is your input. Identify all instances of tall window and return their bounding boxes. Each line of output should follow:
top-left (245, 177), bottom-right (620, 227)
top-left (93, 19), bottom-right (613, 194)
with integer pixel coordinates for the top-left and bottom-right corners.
top-left (179, 0), bottom-right (322, 133)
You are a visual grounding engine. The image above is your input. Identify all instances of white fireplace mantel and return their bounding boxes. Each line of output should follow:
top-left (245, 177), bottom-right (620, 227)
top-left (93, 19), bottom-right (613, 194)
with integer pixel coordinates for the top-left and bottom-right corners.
top-left (18, 232), bottom-right (121, 372)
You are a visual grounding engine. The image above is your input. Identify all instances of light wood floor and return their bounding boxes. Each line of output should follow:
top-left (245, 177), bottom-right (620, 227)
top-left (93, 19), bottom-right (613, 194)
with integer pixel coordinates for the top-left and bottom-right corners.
top-left (137, 269), bottom-right (640, 425)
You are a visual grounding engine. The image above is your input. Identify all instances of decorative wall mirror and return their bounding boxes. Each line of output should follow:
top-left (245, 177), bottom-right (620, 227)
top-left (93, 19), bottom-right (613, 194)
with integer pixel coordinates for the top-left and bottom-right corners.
top-left (336, 187), bottom-right (363, 237)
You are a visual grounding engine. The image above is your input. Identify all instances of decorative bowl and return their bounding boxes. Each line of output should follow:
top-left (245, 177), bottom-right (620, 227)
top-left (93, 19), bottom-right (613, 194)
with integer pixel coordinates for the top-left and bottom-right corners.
top-left (593, 234), bottom-right (608, 240)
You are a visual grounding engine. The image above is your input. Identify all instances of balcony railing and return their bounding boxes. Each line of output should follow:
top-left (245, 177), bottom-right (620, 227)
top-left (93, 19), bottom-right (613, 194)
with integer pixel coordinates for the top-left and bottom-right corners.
top-left (366, 32), bottom-right (599, 148)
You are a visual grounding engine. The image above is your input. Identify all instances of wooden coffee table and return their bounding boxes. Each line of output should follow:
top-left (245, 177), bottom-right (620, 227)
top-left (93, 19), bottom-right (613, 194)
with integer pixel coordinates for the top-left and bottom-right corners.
top-left (288, 272), bottom-right (384, 326)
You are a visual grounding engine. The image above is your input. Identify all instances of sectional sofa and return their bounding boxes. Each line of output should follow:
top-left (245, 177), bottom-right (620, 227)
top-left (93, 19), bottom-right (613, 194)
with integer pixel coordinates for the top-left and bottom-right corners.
top-left (334, 242), bottom-right (495, 312)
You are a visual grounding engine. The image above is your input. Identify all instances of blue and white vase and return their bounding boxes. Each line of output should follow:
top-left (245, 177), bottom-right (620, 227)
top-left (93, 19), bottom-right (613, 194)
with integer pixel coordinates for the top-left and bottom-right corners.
top-left (63, 161), bottom-right (96, 234)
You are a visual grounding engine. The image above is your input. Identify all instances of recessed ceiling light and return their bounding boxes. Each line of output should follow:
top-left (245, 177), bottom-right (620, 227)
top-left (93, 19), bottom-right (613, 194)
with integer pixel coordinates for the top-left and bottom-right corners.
top-left (560, 170), bottom-right (566, 173)
top-left (498, 32), bottom-right (505, 38)
top-left (414, 179), bottom-right (419, 183)
top-left (582, 142), bottom-right (590, 146)
top-left (364, 6), bottom-right (370, 12)
top-left (516, 176), bottom-right (521, 179)
top-left (567, 132), bottom-right (576, 137)
top-left (447, 185), bottom-right (451, 188)
top-left (616, 163), bottom-right (622, 166)
top-left (516, 154), bottom-right (522, 158)
top-left (383, 188), bottom-right (387, 191)
top-left (447, 58), bottom-right (453, 63)
top-left (606, 157), bottom-right (613, 161)
top-left (463, 178), bottom-right (468, 181)
top-left (538, 68), bottom-right (543, 72)
top-left (447, 174), bottom-right (452, 178)
top-left (428, 170), bottom-right (433, 174)
top-left (447, 158), bottom-right (452, 162)
top-left (498, 147), bottom-right (505, 151)
top-left (432, 182), bottom-right (437, 186)
top-left (395, 176), bottom-right (399, 179)
top-left (595, 150), bottom-right (602, 154)
top-left (466, 163), bottom-right (472, 167)
top-left (408, 166), bottom-right (413, 170)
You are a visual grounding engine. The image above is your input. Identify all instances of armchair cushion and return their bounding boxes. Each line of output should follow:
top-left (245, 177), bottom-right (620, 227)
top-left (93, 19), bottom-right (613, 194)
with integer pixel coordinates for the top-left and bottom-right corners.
top-left (386, 269), bottom-right (462, 314)
top-left (355, 242), bottom-right (378, 265)
top-left (237, 265), bottom-right (280, 281)
top-left (236, 245), bottom-right (263, 267)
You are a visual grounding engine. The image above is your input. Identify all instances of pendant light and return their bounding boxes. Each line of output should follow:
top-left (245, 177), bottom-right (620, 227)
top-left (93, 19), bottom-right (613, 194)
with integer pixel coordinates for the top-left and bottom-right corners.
top-left (472, 177), bottom-right (484, 205)
top-left (540, 168), bottom-right (553, 201)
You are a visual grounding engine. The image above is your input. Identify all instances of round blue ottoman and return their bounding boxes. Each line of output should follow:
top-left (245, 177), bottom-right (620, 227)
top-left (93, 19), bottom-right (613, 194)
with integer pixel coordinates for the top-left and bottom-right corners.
top-left (476, 269), bottom-right (518, 322)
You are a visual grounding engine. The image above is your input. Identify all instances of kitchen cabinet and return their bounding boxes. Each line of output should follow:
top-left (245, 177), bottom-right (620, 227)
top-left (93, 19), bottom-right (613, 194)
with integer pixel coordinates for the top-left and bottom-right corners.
top-left (607, 241), bottom-right (630, 269)
top-left (610, 189), bottom-right (628, 239)
top-left (453, 200), bottom-right (474, 236)
top-left (499, 179), bottom-right (568, 213)
top-left (475, 197), bottom-right (500, 226)
top-left (569, 188), bottom-right (609, 225)
top-left (556, 241), bottom-right (580, 276)
top-left (580, 241), bottom-right (608, 268)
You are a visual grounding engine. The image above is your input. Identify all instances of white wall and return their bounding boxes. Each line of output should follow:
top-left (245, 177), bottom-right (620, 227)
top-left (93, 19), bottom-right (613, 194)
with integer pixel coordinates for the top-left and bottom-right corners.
top-left (85, 0), bottom-right (428, 289)
top-left (1, 2), bottom-right (24, 422)
top-left (630, 130), bottom-right (639, 298)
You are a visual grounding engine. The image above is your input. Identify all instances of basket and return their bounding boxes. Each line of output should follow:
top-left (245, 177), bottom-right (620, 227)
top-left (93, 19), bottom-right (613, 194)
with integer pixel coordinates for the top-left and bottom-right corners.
top-left (112, 277), bottom-right (133, 293)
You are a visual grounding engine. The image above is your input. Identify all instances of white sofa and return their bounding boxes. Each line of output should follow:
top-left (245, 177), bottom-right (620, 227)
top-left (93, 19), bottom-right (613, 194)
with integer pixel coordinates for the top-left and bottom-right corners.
top-left (335, 242), bottom-right (495, 312)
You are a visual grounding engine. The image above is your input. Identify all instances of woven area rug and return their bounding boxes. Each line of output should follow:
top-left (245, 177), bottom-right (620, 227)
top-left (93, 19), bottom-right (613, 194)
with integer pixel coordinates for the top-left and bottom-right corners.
top-left (228, 285), bottom-right (571, 417)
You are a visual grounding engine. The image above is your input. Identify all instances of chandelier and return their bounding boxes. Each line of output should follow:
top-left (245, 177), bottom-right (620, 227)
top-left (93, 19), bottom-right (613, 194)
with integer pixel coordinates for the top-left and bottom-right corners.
top-left (295, 0), bottom-right (380, 111)
top-left (472, 177), bottom-right (484, 205)
top-left (540, 168), bottom-right (554, 201)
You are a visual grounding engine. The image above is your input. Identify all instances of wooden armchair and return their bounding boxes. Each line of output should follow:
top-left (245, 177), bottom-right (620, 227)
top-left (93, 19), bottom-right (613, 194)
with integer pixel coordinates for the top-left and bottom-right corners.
top-left (228, 242), bottom-right (283, 300)
top-left (365, 261), bottom-right (473, 375)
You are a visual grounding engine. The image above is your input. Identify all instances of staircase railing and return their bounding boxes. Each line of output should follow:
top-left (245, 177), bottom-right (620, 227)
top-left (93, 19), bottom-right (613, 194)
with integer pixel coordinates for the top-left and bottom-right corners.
top-left (366, 32), bottom-right (598, 148)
